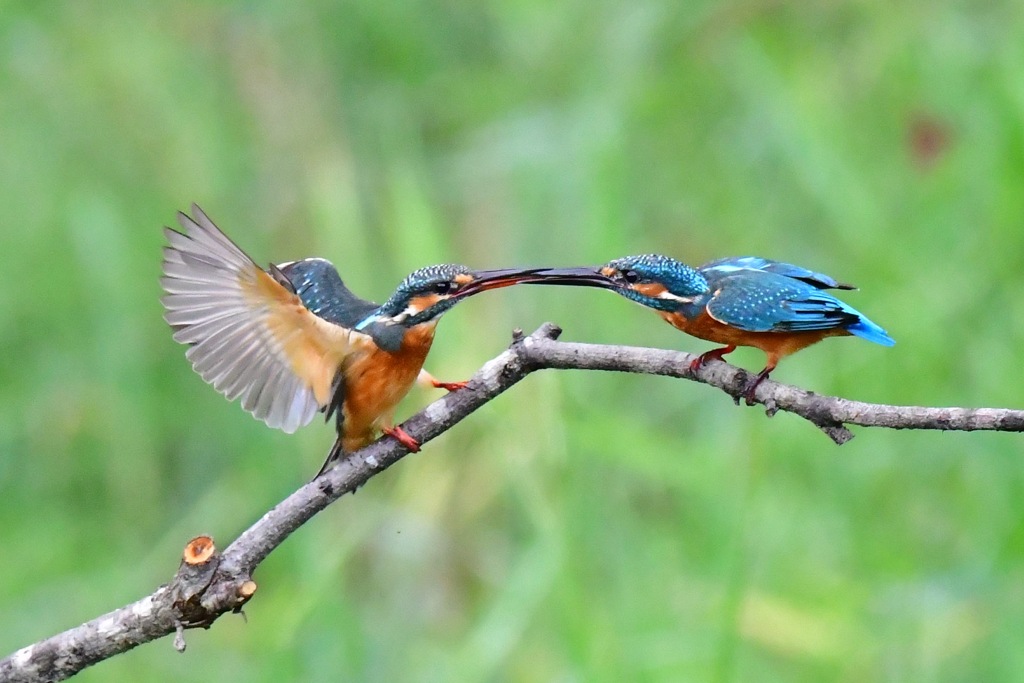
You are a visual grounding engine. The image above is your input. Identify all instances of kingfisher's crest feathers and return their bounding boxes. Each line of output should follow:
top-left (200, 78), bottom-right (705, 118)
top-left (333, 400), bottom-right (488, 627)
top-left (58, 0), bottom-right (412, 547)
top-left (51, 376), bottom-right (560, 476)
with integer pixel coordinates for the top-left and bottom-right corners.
top-left (601, 254), bottom-right (709, 310)
top-left (369, 263), bottom-right (550, 331)
top-left (397, 264), bottom-right (473, 293)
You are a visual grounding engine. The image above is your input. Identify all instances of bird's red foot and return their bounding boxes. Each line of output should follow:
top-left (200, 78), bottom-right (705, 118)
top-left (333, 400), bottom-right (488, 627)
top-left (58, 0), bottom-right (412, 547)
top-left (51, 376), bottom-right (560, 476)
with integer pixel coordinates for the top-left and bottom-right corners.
top-left (383, 425), bottom-right (421, 452)
top-left (432, 379), bottom-right (470, 392)
top-left (741, 368), bottom-right (771, 406)
top-left (689, 345), bottom-right (736, 373)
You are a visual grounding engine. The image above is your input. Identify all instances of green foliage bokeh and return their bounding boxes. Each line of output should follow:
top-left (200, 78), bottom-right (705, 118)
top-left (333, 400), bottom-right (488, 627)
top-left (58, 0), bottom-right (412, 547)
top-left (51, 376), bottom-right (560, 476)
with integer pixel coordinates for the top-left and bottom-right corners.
top-left (2, 1), bottom-right (1023, 681)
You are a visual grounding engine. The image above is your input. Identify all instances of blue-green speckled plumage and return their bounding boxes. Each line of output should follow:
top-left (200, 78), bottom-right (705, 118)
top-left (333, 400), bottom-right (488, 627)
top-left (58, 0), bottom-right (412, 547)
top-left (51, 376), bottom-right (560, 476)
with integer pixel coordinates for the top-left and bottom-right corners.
top-left (608, 254), bottom-right (894, 346)
top-left (605, 254), bottom-right (708, 315)
top-left (377, 264), bottom-right (472, 324)
top-left (350, 264), bottom-right (474, 351)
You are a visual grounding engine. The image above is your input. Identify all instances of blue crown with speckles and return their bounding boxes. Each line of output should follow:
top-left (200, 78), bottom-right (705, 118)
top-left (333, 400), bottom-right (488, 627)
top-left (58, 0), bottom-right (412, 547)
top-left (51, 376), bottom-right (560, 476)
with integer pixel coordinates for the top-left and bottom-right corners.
top-left (609, 254), bottom-right (709, 297)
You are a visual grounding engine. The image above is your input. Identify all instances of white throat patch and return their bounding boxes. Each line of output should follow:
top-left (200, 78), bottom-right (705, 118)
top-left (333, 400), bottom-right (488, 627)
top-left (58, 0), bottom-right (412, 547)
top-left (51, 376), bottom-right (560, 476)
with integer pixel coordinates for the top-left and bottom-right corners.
top-left (658, 291), bottom-right (694, 304)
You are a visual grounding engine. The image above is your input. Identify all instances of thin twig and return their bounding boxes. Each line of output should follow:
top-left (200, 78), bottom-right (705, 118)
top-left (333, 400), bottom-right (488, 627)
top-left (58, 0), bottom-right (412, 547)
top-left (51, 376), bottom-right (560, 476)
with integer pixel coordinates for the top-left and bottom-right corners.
top-left (3, 323), bottom-right (1022, 682)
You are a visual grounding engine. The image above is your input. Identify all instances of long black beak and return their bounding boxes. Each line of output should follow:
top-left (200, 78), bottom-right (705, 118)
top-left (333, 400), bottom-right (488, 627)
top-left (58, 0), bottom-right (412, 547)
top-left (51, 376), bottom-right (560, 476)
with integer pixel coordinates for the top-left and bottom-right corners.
top-left (459, 266), bottom-right (617, 297)
top-left (516, 266), bottom-right (618, 289)
top-left (456, 267), bottom-right (553, 297)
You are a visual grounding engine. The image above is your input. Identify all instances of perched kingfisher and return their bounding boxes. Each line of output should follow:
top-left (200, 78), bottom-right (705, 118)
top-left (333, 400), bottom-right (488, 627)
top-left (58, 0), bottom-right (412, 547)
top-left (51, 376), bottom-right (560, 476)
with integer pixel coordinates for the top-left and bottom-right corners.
top-left (539, 254), bottom-right (894, 403)
top-left (161, 205), bottom-right (560, 475)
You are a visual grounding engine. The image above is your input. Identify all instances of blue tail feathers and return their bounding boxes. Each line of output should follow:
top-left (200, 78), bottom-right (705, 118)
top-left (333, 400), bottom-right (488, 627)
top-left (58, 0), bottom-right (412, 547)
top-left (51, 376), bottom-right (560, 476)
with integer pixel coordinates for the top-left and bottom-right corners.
top-left (847, 316), bottom-right (895, 346)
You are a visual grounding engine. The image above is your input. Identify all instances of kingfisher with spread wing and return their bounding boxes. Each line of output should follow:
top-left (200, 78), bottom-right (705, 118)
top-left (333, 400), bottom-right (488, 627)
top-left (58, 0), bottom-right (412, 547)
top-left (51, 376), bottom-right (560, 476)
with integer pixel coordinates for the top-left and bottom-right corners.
top-left (160, 205), bottom-right (570, 475)
top-left (535, 254), bottom-right (894, 403)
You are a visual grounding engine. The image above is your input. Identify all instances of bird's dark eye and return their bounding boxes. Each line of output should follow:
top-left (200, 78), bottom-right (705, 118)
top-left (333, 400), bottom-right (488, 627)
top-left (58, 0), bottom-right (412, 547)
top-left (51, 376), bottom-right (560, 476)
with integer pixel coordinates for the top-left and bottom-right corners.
top-left (623, 270), bottom-right (640, 284)
top-left (432, 281), bottom-right (454, 295)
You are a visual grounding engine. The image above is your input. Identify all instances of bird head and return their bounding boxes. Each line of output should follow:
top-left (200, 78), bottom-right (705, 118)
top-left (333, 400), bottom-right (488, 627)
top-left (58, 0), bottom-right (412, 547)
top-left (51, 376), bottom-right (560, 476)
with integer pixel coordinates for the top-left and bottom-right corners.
top-left (487, 256), bottom-right (712, 313)
top-left (513, 255), bottom-right (710, 312)
top-left (353, 264), bottom-right (559, 349)
top-left (596, 254), bottom-right (710, 311)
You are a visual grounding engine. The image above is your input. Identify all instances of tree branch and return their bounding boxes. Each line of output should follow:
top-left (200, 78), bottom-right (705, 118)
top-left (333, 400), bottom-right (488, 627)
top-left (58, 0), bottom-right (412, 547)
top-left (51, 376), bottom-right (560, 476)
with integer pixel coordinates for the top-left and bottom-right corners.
top-left (519, 334), bottom-right (1024, 444)
top-left (3, 323), bottom-right (1022, 682)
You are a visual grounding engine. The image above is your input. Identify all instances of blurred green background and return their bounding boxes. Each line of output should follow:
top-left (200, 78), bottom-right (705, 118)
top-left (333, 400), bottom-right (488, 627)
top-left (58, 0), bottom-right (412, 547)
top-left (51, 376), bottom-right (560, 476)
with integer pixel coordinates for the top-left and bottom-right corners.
top-left (2, 1), bottom-right (1023, 681)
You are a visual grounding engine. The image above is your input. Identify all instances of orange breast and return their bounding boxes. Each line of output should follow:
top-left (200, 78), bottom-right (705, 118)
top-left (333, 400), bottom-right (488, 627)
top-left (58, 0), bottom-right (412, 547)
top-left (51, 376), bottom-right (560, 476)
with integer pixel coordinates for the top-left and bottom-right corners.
top-left (660, 309), bottom-right (849, 364)
top-left (340, 322), bottom-right (436, 451)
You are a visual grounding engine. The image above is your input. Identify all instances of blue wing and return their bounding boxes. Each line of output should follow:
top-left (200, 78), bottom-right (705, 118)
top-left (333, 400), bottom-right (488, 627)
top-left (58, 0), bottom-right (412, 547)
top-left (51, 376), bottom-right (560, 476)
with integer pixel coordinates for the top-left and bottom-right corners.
top-left (705, 271), bottom-right (894, 345)
top-left (277, 258), bottom-right (378, 327)
top-left (699, 256), bottom-right (855, 291)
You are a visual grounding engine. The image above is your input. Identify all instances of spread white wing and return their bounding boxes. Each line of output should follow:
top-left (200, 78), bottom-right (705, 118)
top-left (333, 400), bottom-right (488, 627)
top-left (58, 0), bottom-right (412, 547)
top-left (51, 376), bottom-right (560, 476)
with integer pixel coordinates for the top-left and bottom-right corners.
top-left (160, 205), bottom-right (373, 433)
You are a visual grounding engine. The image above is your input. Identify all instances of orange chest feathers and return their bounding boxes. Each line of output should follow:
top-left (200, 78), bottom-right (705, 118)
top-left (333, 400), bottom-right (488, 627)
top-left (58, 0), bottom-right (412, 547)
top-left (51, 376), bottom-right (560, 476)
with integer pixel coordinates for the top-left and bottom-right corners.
top-left (340, 322), bottom-right (437, 447)
top-left (659, 309), bottom-right (756, 346)
top-left (659, 309), bottom-right (848, 358)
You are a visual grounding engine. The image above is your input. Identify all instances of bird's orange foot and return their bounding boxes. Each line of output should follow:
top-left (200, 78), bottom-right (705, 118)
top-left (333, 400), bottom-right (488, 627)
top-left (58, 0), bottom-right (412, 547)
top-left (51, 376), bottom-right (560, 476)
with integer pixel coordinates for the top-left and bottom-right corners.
top-left (432, 379), bottom-right (470, 392)
top-left (689, 345), bottom-right (737, 373)
top-left (383, 425), bottom-right (421, 452)
top-left (741, 368), bottom-right (771, 406)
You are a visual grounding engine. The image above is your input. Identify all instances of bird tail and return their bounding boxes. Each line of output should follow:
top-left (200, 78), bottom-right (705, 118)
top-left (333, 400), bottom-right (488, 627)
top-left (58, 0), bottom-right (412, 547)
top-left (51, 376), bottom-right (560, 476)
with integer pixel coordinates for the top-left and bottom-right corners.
top-left (313, 437), bottom-right (345, 480)
top-left (847, 316), bottom-right (895, 346)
